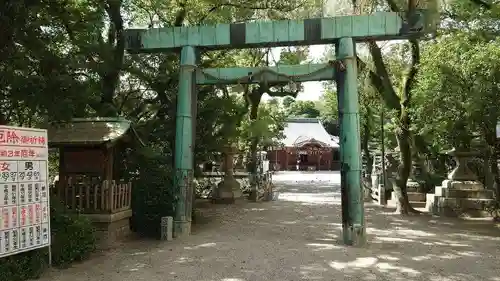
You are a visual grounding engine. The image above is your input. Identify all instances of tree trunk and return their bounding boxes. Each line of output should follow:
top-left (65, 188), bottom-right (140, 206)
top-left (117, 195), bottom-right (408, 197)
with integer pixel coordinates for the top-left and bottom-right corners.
top-left (491, 150), bottom-right (500, 198)
top-left (361, 121), bottom-right (373, 178)
top-left (97, 0), bottom-right (125, 117)
top-left (393, 39), bottom-right (421, 215)
top-left (485, 132), bottom-right (500, 197)
top-left (247, 89), bottom-right (263, 200)
top-left (394, 108), bottom-right (414, 214)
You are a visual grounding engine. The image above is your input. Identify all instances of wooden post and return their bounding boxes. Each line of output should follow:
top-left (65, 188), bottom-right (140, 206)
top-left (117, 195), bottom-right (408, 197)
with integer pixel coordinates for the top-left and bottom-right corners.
top-left (107, 180), bottom-right (115, 212)
top-left (93, 183), bottom-right (98, 210)
top-left (85, 184), bottom-right (90, 210)
top-left (285, 149), bottom-right (289, 171)
top-left (128, 182), bottom-right (132, 208)
top-left (110, 180), bottom-right (116, 212)
top-left (100, 180), bottom-right (106, 210)
top-left (71, 179), bottom-right (76, 210)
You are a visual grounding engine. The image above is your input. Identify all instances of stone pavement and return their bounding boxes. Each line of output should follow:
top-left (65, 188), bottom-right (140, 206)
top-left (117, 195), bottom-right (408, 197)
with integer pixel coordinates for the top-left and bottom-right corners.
top-left (41, 171), bottom-right (500, 281)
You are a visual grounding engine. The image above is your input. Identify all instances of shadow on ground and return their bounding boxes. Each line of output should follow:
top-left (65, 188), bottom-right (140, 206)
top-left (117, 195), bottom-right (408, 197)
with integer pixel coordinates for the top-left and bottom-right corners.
top-left (40, 172), bottom-right (500, 281)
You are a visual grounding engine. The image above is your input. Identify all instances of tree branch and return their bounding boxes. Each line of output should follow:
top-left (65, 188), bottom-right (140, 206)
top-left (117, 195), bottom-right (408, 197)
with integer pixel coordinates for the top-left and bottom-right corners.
top-left (361, 43), bottom-right (401, 111)
top-left (198, 1), bottom-right (305, 23)
top-left (469, 0), bottom-right (493, 9)
top-left (401, 39), bottom-right (420, 107)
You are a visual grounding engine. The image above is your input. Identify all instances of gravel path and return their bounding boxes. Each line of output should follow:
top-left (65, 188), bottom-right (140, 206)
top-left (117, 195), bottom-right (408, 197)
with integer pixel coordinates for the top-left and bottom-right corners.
top-left (42, 172), bottom-right (500, 281)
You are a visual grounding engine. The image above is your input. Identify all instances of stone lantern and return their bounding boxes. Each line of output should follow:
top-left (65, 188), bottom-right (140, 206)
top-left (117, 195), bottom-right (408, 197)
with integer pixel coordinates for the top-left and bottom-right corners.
top-left (446, 148), bottom-right (479, 181)
top-left (213, 144), bottom-right (242, 204)
top-left (426, 146), bottom-right (494, 217)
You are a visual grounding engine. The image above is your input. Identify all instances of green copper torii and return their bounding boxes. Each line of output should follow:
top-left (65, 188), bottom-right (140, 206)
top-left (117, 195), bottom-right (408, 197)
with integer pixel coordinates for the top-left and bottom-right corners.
top-left (124, 11), bottom-right (434, 244)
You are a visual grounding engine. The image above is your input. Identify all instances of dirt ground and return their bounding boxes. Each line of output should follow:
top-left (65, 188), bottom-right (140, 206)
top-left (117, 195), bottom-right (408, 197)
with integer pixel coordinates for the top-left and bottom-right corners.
top-left (40, 172), bottom-right (500, 281)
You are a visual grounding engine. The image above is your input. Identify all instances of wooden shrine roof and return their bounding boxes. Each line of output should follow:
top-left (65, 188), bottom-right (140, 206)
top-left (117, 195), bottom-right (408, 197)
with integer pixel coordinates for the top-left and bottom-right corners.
top-left (47, 117), bottom-right (144, 146)
top-left (282, 118), bottom-right (339, 148)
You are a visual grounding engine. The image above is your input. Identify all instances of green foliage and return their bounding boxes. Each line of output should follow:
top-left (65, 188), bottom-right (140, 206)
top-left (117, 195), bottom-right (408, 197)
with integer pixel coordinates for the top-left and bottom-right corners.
top-left (285, 100), bottom-right (321, 118)
top-left (282, 96), bottom-right (295, 108)
top-left (278, 47), bottom-right (310, 65)
top-left (0, 250), bottom-right (47, 281)
top-left (412, 32), bottom-right (500, 150)
top-left (239, 100), bottom-right (287, 149)
top-left (318, 89), bottom-right (338, 121)
top-left (49, 199), bottom-right (96, 267)
top-left (0, 198), bottom-right (96, 281)
top-left (128, 146), bottom-right (176, 238)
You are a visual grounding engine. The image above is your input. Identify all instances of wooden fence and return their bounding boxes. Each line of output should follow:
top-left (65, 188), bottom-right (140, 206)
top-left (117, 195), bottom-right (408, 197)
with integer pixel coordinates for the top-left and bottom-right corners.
top-left (53, 177), bottom-right (132, 213)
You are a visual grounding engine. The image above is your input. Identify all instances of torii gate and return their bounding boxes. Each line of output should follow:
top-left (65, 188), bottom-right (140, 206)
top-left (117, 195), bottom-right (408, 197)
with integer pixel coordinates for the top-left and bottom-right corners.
top-left (124, 10), bottom-right (434, 246)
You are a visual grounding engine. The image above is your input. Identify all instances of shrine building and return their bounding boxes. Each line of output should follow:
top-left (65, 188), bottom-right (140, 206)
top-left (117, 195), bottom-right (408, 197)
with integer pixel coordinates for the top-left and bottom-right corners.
top-left (267, 118), bottom-right (340, 171)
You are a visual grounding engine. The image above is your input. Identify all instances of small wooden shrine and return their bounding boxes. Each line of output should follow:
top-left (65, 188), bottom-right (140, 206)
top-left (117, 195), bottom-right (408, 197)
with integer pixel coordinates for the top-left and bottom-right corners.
top-left (48, 117), bottom-right (144, 247)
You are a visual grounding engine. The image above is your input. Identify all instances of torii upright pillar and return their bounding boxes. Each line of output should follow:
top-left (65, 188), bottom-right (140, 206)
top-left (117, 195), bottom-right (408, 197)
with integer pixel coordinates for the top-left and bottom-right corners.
top-left (336, 37), bottom-right (365, 246)
top-left (173, 46), bottom-right (196, 237)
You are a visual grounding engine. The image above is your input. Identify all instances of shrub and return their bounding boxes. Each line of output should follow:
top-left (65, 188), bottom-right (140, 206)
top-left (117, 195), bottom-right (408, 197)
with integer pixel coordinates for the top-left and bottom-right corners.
top-left (0, 198), bottom-right (96, 281)
top-left (0, 249), bottom-right (47, 281)
top-left (128, 146), bottom-right (176, 238)
top-left (49, 198), bottom-right (96, 267)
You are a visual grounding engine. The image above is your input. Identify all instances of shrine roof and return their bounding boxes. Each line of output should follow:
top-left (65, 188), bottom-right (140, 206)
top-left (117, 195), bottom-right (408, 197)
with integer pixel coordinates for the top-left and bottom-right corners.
top-left (47, 117), bottom-right (144, 146)
top-left (282, 118), bottom-right (339, 148)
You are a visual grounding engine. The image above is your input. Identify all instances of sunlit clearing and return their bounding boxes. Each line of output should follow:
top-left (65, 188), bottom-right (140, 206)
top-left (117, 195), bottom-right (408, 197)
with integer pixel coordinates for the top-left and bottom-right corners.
top-left (127, 263), bottom-right (148, 272)
top-left (376, 262), bottom-right (420, 276)
top-left (130, 251), bottom-right (147, 256)
top-left (435, 253), bottom-right (460, 259)
top-left (281, 220), bottom-right (299, 224)
top-left (176, 256), bottom-right (195, 263)
top-left (184, 242), bottom-right (217, 250)
top-left (367, 227), bottom-right (435, 238)
top-left (329, 257), bottom-right (420, 276)
top-left (243, 208), bottom-right (267, 212)
top-left (306, 243), bottom-right (342, 251)
top-left (329, 257), bottom-right (378, 269)
top-left (300, 265), bottom-right (328, 280)
top-left (449, 233), bottom-right (500, 241)
top-left (374, 237), bottom-right (415, 243)
top-left (278, 192), bottom-right (341, 204)
top-left (377, 255), bottom-right (400, 261)
top-left (396, 229), bottom-right (435, 237)
top-left (300, 264), bottom-right (329, 275)
top-left (412, 255), bottom-right (433, 261)
top-left (429, 277), bottom-right (457, 281)
top-left (456, 251), bottom-right (481, 257)
top-left (316, 237), bottom-right (337, 242)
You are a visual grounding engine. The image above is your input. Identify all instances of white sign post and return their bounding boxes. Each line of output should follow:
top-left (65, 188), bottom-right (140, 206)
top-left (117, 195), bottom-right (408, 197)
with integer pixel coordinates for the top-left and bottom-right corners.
top-left (0, 126), bottom-right (50, 258)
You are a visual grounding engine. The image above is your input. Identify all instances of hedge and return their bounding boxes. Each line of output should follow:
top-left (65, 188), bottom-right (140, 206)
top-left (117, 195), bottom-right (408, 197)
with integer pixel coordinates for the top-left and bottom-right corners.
top-left (0, 198), bottom-right (96, 281)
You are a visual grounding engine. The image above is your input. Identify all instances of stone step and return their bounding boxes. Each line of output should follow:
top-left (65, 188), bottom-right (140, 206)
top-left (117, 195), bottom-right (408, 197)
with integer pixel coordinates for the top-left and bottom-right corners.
top-left (435, 186), bottom-right (494, 199)
top-left (438, 197), bottom-right (494, 210)
top-left (442, 180), bottom-right (483, 190)
top-left (433, 207), bottom-right (493, 218)
top-left (406, 187), bottom-right (420, 193)
top-left (410, 201), bottom-right (427, 208)
top-left (390, 191), bottom-right (426, 202)
top-left (387, 200), bottom-right (427, 208)
top-left (426, 194), bottom-right (496, 218)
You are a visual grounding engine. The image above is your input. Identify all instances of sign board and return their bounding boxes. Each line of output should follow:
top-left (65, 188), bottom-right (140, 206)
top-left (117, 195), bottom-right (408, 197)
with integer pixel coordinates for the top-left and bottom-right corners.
top-left (0, 126), bottom-right (50, 258)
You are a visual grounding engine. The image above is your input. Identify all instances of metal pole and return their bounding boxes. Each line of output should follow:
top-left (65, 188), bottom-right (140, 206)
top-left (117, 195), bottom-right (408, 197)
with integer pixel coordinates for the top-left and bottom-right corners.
top-left (173, 46), bottom-right (196, 237)
top-left (336, 37), bottom-right (366, 246)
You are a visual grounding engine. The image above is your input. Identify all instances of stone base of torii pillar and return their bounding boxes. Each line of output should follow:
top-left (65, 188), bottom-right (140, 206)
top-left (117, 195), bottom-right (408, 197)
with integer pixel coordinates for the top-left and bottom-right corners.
top-left (213, 144), bottom-right (242, 204)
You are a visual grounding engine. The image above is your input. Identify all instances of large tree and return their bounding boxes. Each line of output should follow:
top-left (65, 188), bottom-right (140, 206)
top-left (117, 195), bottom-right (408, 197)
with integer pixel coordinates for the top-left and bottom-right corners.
top-left (359, 0), bottom-right (497, 214)
top-left (413, 33), bottom-right (500, 192)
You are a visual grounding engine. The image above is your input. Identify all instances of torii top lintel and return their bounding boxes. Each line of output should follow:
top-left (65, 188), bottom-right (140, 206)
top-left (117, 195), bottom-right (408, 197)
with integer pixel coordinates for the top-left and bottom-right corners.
top-left (124, 11), bottom-right (431, 53)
